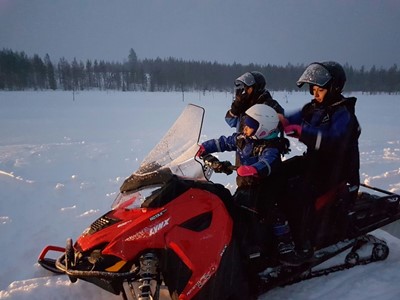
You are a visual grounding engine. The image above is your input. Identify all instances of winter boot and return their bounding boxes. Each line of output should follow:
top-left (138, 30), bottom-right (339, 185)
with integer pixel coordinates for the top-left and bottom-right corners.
top-left (278, 241), bottom-right (315, 266)
top-left (295, 239), bottom-right (314, 261)
top-left (273, 220), bottom-right (312, 266)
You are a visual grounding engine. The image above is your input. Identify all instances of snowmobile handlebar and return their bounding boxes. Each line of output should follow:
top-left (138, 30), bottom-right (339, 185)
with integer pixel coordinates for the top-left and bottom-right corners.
top-left (202, 154), bottom-right (237, 175)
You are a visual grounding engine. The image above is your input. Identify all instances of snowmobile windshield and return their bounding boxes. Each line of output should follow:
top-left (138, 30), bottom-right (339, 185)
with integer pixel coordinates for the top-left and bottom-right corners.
top-left (297, 63), bottom-right (332, 88)
top-left (119, 104), bottom-right (207, 194)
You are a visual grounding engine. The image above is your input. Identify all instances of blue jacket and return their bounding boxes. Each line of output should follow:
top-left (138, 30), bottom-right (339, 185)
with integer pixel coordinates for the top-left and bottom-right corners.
top-left (201, 133), bottom-right (281, 177)
top-left (286, 96), bottom-right (361, 187)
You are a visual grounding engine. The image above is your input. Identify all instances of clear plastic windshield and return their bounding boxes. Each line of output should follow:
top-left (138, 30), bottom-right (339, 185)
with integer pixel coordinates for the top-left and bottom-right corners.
top-left (114, 104), bottom-right (210, 209)
top-left (137, 103), bottom-right (205, 178)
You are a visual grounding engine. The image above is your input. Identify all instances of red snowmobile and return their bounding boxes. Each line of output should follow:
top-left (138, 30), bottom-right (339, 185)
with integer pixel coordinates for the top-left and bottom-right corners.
top-left (38, 104), bottom-right (400, 300)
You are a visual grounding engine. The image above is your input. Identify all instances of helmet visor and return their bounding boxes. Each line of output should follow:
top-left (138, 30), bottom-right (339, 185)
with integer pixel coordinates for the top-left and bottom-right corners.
top-left (235, 72), bottom-right (255, 87)
top-left (244, 115), bottom-right (259, 131)
top-left (296, 63), bottom-right (332, 88)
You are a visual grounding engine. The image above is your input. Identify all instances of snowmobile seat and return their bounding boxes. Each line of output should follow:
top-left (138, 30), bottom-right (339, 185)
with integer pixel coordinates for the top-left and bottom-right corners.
top-left (314, 181), bottom-right (348, 212)
top-left (313, 182), bottom-right (353, 247)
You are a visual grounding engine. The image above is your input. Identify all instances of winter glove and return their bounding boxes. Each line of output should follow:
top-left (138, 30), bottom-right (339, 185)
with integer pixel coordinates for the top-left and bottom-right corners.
top-left (284, 124), bottom-right (302, 138)
top-left (237, 165), bottom-right (258, 177)
top-left (235, 87), bottom-right (244, 97)
top-left (196, 145), bottom-right (207, 158)
top-left (230, 92), bottom-right (249, 116)
top-left (236, 165), bottom-right (259, 187)
top-left (216, 161), bottom-right (234, 175)
top-left (203, 154), bottom-right (233, 175)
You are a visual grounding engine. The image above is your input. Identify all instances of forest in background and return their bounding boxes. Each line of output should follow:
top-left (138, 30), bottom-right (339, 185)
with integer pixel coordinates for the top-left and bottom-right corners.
top-left (1, 48), bottom-right (399, 93)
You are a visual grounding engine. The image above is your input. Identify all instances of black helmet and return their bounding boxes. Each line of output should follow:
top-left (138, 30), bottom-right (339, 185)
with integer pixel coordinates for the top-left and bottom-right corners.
top-left (297, 61), bottom-right (346, 94)
top-left (235, 71), bottom-right (266, 92)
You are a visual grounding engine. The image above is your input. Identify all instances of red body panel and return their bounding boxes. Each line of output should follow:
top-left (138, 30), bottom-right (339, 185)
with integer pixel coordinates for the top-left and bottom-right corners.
top-left (76, 187), bottom-right (233, 299)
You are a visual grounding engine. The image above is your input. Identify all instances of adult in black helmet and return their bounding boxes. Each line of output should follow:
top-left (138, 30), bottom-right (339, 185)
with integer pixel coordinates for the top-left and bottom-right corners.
top-left (280, 61), bottom-right (361, 261)
top-left (296, 61), bottom-right (347, 100)
top-left (225, 71), bottom-right (285, 130)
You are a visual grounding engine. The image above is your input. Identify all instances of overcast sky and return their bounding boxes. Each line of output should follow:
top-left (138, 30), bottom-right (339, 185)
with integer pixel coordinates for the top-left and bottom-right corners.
top-left (1, 0), bottom-right (399, 69)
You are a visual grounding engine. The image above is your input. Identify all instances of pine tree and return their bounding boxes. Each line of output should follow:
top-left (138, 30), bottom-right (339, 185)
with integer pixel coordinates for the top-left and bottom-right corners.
top-left (44, 54), bottom-right (57, 90)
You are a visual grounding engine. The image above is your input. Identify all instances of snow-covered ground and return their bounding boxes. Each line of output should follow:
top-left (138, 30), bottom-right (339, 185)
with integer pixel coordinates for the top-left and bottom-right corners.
top-left (0, 90), bottom-right (400, 299)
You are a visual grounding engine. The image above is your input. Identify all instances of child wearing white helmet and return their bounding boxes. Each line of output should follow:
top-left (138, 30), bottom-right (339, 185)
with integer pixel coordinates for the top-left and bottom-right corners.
top-left (197, 104), bottom-right (304, 266)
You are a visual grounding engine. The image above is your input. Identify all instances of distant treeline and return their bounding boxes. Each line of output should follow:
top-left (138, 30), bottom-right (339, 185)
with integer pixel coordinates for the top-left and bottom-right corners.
top-left (1, 48), bottom-right (399, 93)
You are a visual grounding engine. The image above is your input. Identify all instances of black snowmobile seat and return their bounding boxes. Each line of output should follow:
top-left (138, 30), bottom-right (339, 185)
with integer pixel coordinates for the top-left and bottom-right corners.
top-left (314, 181), bottom-right (348, 211)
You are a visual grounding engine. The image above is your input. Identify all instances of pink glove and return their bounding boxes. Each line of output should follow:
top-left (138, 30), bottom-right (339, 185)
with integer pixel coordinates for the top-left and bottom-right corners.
top-left (284, 124), bottom-right (302, 138)
top-left (237, 165), bottom-right (258, 177)
top-left (196, 145), bottom-right (206, 158)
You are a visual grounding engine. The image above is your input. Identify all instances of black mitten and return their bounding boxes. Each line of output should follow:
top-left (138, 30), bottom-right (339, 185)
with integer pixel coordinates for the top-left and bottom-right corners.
top-left (218, 161), bottom-right (234, 175)
top-left (230, 93), bottom-right (249, 116)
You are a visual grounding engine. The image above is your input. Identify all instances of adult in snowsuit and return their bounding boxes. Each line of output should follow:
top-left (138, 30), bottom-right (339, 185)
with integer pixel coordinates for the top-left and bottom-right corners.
top-left (225, 71), bottom-right (285, 131)
top-left (198, 104), bottom-right (302, 267)
top-left (280, 61), bottom-right (361, 258)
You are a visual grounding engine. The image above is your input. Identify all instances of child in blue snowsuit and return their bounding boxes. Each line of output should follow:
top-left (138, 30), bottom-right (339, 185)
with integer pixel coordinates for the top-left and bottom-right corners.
top-left (198, 104), bottom-right (303, 266)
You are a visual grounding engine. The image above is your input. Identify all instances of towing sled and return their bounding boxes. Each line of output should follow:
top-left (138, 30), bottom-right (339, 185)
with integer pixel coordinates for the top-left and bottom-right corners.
top-left (38, 104), bottom-right (400, 300)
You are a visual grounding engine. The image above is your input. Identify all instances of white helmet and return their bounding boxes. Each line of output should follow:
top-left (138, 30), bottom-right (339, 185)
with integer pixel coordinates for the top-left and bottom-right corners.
top-left (244, 104), bottom-right (279, 139)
